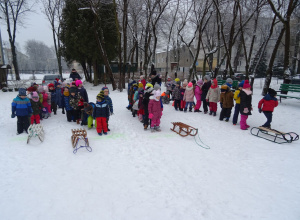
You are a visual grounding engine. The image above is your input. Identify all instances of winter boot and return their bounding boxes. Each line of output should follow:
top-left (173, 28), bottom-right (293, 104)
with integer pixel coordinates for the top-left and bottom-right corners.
top-left (98, 132), bottom-right (102, 136)
top-left (194, 109), bottom-right (199, 112)
top-left (184, 108), bottom-right (187, 113)
top-left (76, 119), bottom-right (80, 124)
top-left (213, 112), bottom-right (216, 116)
top-left (209, 111), bottom-right (213, 115)
top-left (144, 124), bottom-right (148, 130)
top-left (155, 126), bottom-right (161, 132)
top-left (150, 127), bottom-right (155, 133)
top-left (62, 109), bottom-right (65, 114)
top-left (179, 108), bottom-right (183, 111)
top-left (225, 118), bottom-right (229, 122)
top-left (189, 107), bottom-right (192, 112)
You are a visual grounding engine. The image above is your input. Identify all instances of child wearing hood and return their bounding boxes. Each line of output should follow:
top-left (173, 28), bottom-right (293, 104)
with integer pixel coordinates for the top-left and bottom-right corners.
top-left (93, 91), bottom-right (109, 136)
top-left (138, 89), bottom-right (145, 123)
top-left (61, 87), bottom-right (73, 122)
top-left (258, 88), bottom-right (278, 128)
top-left (11, 88), bottom-right (33, 134)
top-left (142, 83), bottom-right (154, 130)
top-left (69, 87), bottom-right (83, 123)
top-left (194, 79), bottom-right (203, 112)
top-left (232, 81), bottom-right (244, 125)
top-left (40, 86), bottom-right (51, 119)
top-left (76, 80), bottom-right (89, 103)
top-left (206, 78), bottom-right (220, 116)
top-left (180, 80), bottom-right (188, 111)
top-left (183, 82), bottom-right (195, 112)
top-left (148, 89), bottom-right (163, 132)
top-left (30, 91), bottom-right (44, 124)
top-left (172, 81), bottom-right (181, 111)
top-left (219, 85), bottom-right (234, 121)
top-left (239, 80), bottom-right (252, 130)
top-left (201, 75), bottom-right (212, 114)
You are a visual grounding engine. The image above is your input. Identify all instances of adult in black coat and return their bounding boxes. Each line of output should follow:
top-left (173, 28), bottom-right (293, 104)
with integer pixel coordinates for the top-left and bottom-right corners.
top-left (201, 75), bottom-right (212, 113)
top-left (151, 74), bottom-right (162, 86)
top-left (69, 69), bottom-right (81, 81)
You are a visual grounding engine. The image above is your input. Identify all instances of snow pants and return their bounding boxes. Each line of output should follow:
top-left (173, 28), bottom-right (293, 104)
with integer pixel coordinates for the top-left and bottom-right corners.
top-left (209, 102), bottom-right (217, 112)
top-left (262, 111), bottom-right (273, 127)
top-left (174, 99), bottom-right (181, 110)
top-left (219, 107), bottom-right (232, 120)
top-left (87, 115), bottom-right (97, 129)
top-left (194, 99), bottom-right (202, 111)
top-left (96, 117), bottom-right (107, 134)
top-left (17, 116), bottom-right (30, 134)
top-left (202, 99), bottom-right (209, 113)
top-left (151, 118), bottom-right (161, 128)
top-left (30, 115), bottom-right (40, 124)
top-left (240, 115), bottom-right (249, 130)
top-left (232, 104), bottom-right (240, 125)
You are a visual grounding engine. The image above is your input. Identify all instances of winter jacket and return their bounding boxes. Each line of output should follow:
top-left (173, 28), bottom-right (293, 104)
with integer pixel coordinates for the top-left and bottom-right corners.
top-left (220, 90), bottom-right (234, 108)
top-left (41, 92), bottom-right (50, 109)
top-left (172, 86), bottom-right (181, 100)
top-left (165, 80), bottom-right (174, 92)
top-left (151, 75), bottom-right (161, 86)
top-left (49, 89), bottom-right (57, 104)
top-left (183, 86), bottom-right (195, 102)
top-left (142, 92), bottom-right (153, 115)
top-left (55, 88), bottom-right (63, 107)
top-left (194, 85), bottom-right (202, 101)
top-left (62, 95), bottom-right (72, 111)
top-left (69, 72), bottom-right (81, 81)
top-left (12, 95), bottom-right (32, 116)
top-left (78, 87), bottom-right (89, 103)
top-left (138, 96), bottom-right (144, 110)
top-left (180, 88), bottom-right (186, 100)
top-left (134, 90), bottom-right (139, 102)
top-left (93, 100), bottom-right (110, 118)
top-left (239, 89), bottom-right (252, 115)
top-left (206, 87), bottom-right (220, 103)
top-left (30, 99), bottom-right (44, 115)
top-left (104, 96), bottom-right (113, 114)
top-left (234, 89), bottom-right (241, 104)
top-left (148, 98), bottom-right (163, 120)
top-left (139, 79), bottom-right (146, 89)
top-left (201, 81), bottom-right (211, 101)
top-left (258, 94), bottom-right (278, 112)
top-left (69, 93), bottom-right (82, 110)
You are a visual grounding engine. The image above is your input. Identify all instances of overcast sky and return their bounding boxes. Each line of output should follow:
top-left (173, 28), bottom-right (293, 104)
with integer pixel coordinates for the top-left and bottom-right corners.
top-left (1, 1), bottom-right (53, 53)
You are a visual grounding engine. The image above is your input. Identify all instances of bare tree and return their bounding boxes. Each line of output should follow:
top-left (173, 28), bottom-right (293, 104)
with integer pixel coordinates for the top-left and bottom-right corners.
top-left (42, 0), bottom-right (64, 78)
top-left (0, 0), bottom-right (34, 80)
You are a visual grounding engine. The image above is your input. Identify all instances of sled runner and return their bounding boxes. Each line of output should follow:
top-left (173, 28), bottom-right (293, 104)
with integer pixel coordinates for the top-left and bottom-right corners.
top-left (170, 122), bottom-right (198, 137)
top-left (71, 129), bottom-right (92, 154)
top-left (27, 124), bottom-right (44, 144)
top-left (250, 126), bottom-right (299, 144)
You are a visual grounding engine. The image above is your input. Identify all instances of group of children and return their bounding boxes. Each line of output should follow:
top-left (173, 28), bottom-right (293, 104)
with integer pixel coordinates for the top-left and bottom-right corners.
top-left (127, 75), bottom-right (163, 132)
top-left (11, 77), bottom-right (114, 136)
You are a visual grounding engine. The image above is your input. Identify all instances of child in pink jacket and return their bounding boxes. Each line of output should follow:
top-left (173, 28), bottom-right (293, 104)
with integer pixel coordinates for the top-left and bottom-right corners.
top-left (194, 79), bottom-right (203, 112)
top-left (183, 82), bottom-right (195, 112)
top-left (148, 90), bottom-right (163, 132)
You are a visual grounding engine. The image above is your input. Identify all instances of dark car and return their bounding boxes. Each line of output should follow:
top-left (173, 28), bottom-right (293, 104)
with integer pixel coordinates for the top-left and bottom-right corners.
top-left (42, 74), bottom-right (63, 86)
top-left (234, 73), bottom-right (246, 81)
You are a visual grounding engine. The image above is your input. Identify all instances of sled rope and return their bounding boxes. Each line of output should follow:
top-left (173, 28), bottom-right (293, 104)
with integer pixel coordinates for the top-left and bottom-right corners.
top-left (191, 129), bottom-right (210, 149)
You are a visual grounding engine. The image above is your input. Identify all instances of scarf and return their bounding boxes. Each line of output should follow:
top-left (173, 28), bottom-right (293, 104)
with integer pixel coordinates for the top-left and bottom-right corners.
top-left (64, 91), bottom-right (70, 97)
top-left (242, 89), bottom-right (252, 95)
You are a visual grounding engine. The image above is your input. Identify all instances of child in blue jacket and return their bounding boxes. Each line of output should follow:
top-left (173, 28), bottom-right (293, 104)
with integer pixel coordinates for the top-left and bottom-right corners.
top-left (93, 91), bottom-right (110, 136)
top-left (11, 88), bottom-right (33, 134)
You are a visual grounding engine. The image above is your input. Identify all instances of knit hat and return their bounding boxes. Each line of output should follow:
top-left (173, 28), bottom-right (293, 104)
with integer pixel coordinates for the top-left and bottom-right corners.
top-left (27, 86), bottom-right (36, 92)
top-left (197, 79), bottom-right (203, 86)
top-left (102, 86), bottom-right (109, 92)
top-left (175, 78), bottom-right (180, 82)
top-left (69, 87), bottom-right (77, 94)
top-left (138, 82), bottom-right (144, 88)
top-left (211, 79), bottom-right (218, 89)
top-left (204, 75), bottom-right (211, 81)
top-left (38, 86), bottom-right (44, 93)
top-left (54, 80), bottom-right (61, 87)
top-left (153, 89), bottom-right (161, 100)
top-left (268, 88), bottom-right (277, 97)
top-left (221, 85), bottom-right (228, 92)
top-left (226, 78), bottom-right (233, 83)
top-left (32, 91), bottom-right (39, 102)
top-left (146, 83), bottom-right (153, 88)
top-left (18, 88), bottom-right (27, 96)
top-left (97, 91), bottom-right (105, 100)
top-left (140, 75), bottom-right (145, 79)
top-left (153, 83), bottom-right (161, 90)
top-left (188, 82), bottom-right (193, 87)
top-left (75, 80), bottom-right (82, 87)
top-left (243, 80), bottom-right (251, 89)
top-left (48, 83), bottom-right (54, 88)
top-left (238, 80), bottom-right (244, 88)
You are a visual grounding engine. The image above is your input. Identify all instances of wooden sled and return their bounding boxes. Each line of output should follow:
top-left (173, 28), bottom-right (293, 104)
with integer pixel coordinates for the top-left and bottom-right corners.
top-left (250, 126), bottom-right (299, 144)
top-left (71, 128), bottom-right (92, 153)
top-left (170, 122), bottom-right (198, 137)
top-left (27, 124), bottom-right (44, 144)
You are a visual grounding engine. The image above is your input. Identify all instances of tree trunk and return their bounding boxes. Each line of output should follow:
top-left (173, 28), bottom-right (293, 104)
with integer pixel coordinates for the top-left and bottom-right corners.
top-left (93, 60), bottom-right (99, 86)
top-left (262, 27), bottom-right (286, 95)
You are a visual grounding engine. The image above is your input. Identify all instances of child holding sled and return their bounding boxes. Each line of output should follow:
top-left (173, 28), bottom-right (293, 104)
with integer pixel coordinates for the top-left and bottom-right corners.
top-left (258, 88), bottom-right (278, 129)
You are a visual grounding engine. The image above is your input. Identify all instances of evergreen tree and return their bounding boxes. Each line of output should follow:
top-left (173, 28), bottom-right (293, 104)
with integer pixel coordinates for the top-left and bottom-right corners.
top-left (249, 52), bottom-right (268, 78)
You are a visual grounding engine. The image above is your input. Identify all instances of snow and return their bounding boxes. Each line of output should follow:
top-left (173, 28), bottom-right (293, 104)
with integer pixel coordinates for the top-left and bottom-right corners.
top-left (1, 77), bottom-right (300, 220)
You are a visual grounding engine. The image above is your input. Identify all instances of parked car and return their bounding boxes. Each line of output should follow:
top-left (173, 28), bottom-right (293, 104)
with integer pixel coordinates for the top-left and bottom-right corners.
top-left (42, 74), bottom-right (63, 86)
top-left (234, 73), bottom-right (246, 81)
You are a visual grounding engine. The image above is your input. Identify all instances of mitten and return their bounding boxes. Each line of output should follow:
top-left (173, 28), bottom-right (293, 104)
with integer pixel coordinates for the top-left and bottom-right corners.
top-left (149, 113), bottom-right (153, 119)
top-left (11, 113), bottom-right (15, 118)
top-left (258, 108), bottom-right (262, 113)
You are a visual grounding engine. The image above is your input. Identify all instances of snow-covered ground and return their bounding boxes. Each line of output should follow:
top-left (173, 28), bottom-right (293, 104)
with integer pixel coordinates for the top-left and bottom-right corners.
top-left (0, 77), bottom-right (300, 220)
